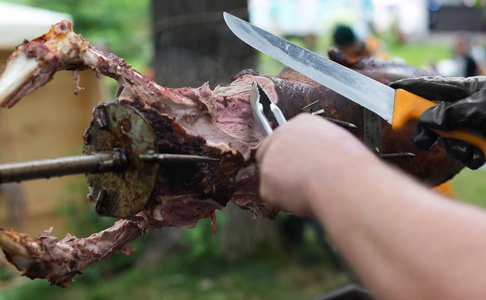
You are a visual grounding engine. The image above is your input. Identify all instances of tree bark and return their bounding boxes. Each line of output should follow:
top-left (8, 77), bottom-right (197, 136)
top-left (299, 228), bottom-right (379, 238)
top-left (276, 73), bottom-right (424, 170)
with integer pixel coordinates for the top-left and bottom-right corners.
top-left (151, 0), bottom-right (256, 87)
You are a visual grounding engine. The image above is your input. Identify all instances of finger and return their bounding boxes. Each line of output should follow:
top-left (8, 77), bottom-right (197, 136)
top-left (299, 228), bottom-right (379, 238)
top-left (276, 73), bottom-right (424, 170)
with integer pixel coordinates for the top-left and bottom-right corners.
top-left (256, 113), bottom-right (313, 163)
top-left (463, 146), bottom-right (485, 170)
top-left (256, 120), bottom-right (286, 164)
top-left (441, 138), bottom-right (486, 170)
top-left (443, 138), bottom-right (473, 162)
top-left (418, 103), bottom-right (450, 130)
top-left (390, 76), bottom-right (471, 101)
top-left (256, 136), bottom-right (272, 164)
top-left (412, 124), bottom-right (439, 151)
top-left (437, 89), bottom-right (486, 130)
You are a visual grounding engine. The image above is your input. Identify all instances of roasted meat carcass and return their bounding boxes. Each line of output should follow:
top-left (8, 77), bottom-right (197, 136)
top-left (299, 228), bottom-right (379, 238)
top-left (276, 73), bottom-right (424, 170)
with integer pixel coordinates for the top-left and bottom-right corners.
top-left (0, 21), bottom-right (463, 287)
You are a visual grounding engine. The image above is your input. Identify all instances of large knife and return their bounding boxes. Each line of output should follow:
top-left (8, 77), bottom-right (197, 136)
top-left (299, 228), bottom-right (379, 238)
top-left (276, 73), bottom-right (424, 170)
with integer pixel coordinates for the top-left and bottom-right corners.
top-left (223, 12), bottom-right (486, 155)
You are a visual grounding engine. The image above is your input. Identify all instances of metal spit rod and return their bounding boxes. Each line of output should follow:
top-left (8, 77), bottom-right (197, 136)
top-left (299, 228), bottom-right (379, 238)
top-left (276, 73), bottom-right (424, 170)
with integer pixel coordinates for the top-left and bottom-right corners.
top-left (0, 151), bottom-right (221, 184)
top-left (0, 151), bottom-right (126, 184)
top-left (139, 152), bottom-right (220, 163)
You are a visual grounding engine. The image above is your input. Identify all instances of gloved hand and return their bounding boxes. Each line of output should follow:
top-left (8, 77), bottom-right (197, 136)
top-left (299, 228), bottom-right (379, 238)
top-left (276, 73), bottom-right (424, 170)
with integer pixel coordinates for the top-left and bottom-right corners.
top-left (390, 76), bottom-right (486, 169)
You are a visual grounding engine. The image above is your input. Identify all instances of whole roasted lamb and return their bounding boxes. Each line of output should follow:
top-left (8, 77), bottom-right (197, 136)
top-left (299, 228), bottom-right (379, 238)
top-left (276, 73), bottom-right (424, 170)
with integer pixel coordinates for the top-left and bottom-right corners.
top-left (0, 21), bottom-right (462, 287)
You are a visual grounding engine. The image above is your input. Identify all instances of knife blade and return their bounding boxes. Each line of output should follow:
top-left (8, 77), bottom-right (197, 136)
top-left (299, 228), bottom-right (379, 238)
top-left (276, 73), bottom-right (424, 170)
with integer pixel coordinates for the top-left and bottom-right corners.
top-left (223, 12), bottom-right (486, 155)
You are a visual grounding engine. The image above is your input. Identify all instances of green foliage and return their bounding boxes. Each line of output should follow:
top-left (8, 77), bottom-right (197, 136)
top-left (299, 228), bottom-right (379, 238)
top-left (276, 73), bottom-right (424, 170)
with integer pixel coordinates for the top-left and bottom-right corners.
top-left (0, 265), bottom-right (16, 282)
top-left (2, 0), bottom-right (152, 70)
top-left (0, 251), bottom-right (349, 300)
top-left (59, 180), bottom-right (114, 236)
top-left (56, 180), bottom-right (149, 286)
top-left (180, 210), bottom-right (226, 260)
top-left (475, 0), bottom-right (486, 9)
top-left (386, 42), bottom-right (451, 69)
top-left (452, 169), bottom-right (486, 208)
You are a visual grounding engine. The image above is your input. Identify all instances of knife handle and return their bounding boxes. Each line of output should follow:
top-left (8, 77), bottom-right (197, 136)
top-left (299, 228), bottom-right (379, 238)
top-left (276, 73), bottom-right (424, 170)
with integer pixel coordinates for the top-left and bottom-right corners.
top-left (393, 88), bottom-right (486, 156)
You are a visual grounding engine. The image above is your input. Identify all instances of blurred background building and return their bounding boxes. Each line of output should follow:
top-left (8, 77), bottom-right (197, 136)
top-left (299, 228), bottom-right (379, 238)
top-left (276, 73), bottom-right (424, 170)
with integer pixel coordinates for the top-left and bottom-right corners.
top-left (249, 0), bottom-right (486, 75)
top-left (249, 0), bottom-right (485, 41)
top-left (249, 0), bottom-right (429, 41)
top-left (0, 2), bottom-right (107, 235)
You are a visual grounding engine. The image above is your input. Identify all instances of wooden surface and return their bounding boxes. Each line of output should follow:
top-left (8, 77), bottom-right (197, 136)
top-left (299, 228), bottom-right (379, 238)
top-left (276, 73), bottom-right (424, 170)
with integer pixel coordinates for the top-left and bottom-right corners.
top-left (0, 50), bottom-right (108, 236)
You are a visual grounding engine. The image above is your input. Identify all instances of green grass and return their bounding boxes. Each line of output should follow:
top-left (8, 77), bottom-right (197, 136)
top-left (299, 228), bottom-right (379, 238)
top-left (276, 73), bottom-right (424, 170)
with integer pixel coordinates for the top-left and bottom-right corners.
top-left (452, 168), bottom-right (486, 208)
top-left (0, 249), bottom-right (349, 300)
top-left (387, 42), bottom-right (452, 69)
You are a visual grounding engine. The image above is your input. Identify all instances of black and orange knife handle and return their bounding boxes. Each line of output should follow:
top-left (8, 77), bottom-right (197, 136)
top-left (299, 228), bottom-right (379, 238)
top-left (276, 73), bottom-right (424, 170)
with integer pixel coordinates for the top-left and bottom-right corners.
top-left (393, 88), bottom-right (486, 155)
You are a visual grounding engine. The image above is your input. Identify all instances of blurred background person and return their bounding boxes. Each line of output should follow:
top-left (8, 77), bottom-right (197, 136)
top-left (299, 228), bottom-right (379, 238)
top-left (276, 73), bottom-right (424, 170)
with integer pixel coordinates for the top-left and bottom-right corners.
top-left (471, 36), bottom-right (486, 75)
top-left (331, 23), bottom-right (387, 62)
top-left (453, 34), bottom-right (479, 77)
top-left (332, 24), bottom-right (372, 62)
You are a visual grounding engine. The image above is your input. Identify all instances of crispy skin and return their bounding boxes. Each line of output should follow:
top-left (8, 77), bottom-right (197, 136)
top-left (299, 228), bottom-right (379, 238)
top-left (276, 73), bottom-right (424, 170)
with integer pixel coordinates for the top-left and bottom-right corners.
top-left (0, 21), bottom-right (463, 286)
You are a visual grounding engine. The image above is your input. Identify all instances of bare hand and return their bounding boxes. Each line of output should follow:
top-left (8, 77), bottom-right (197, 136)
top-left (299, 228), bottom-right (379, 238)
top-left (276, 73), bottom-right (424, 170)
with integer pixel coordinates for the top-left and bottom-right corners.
top-left (256, 114), bottom-right (377, 216)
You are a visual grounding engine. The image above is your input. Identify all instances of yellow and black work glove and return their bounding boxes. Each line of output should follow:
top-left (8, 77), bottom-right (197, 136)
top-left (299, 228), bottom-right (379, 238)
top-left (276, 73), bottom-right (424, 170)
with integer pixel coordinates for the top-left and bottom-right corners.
top-left (390, 76), bottom-right (486, 169)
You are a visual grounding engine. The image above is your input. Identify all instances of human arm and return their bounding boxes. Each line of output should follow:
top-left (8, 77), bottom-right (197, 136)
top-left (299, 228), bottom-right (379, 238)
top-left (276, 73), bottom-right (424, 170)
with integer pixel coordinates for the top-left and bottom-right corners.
top-left (257, 114), bottom-right (486, 299)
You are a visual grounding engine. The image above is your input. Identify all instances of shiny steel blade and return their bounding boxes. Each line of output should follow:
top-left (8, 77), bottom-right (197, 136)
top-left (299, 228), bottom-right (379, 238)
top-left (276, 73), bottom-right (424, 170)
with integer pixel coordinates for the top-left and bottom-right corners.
top-left (224, 12), bottom-right (396, 123)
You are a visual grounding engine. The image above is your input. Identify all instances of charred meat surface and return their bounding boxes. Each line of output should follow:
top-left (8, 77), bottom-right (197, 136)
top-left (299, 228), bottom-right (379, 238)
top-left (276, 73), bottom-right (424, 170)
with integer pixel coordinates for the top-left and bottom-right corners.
top-left (0, 21), bottom-right (463, 286)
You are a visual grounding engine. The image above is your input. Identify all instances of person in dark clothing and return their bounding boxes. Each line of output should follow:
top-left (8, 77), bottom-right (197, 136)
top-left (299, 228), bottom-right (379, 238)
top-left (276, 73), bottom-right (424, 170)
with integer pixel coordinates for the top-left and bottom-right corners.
top-left (332, 25), bottom-right (371, 62)
top-left (454, 35), bottom-right (478, 77)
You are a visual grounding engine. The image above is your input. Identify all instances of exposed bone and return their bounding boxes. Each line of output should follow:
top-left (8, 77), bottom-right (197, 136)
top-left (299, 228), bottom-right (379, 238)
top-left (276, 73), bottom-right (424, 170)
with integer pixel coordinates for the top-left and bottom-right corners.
top-left (0, 53), bottom-right (39, 107)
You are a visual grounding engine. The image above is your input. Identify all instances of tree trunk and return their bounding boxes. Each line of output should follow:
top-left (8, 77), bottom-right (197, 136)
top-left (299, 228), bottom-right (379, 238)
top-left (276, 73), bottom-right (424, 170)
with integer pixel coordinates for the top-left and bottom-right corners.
top-left (142, 0), bottom-right (279, 263)
top-left (151, 0), bottom-right (256, 87)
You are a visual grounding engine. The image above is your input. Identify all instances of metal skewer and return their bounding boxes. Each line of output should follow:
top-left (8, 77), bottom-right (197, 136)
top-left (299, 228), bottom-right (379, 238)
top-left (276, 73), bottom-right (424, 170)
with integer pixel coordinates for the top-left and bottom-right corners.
top-left (380, 152), bottom-right (416, 159)
top-left (0, 102), bottom-right (220, 219)
top-left (302, 100), bottom-right (358, 129)
top-left (0, 151), bottom-right (126, 184)
top-left (139, 152), bottom-right (220, 163)
top-left (323, 117), bottom-right (358, 129)
top-left (0, 151), bottom-right (220, 184)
